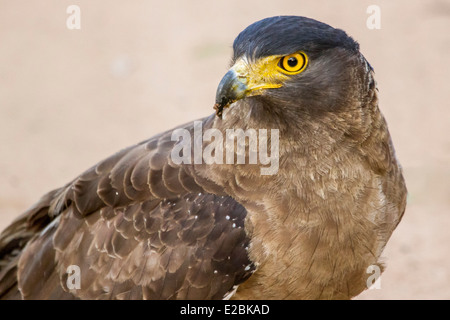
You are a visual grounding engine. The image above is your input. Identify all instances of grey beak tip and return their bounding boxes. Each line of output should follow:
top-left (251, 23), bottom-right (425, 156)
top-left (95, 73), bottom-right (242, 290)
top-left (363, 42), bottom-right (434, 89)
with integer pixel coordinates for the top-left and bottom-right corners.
top-left (214, 69), bottom-right (247, 117)
top-left (215, 70), bottom-right (236, 102)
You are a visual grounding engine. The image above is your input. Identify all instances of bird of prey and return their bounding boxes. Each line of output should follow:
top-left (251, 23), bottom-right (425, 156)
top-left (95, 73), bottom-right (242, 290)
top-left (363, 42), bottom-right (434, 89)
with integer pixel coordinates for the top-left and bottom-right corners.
top-left (0, 16), bottom-right (406, 300)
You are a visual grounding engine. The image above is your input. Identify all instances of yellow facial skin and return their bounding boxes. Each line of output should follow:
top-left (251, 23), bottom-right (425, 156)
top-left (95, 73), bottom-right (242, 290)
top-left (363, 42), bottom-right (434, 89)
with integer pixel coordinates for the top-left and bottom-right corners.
top-left (231, 51), bottom-right (308, 97)
top-left (231, 55), bottom-right (286, 97)
top-left (214, 51), bottom-right (308, 117)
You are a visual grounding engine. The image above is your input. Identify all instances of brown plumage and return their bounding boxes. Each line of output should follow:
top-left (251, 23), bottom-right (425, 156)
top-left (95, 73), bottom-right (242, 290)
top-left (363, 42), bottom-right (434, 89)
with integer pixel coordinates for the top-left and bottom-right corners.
top-left (0, 16), bottom-right (406, 300)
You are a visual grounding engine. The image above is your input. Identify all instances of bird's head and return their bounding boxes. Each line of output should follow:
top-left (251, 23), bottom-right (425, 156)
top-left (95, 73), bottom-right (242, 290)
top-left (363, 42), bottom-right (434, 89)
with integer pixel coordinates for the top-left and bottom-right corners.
top-left (214, 16), bottom-right (375, 129)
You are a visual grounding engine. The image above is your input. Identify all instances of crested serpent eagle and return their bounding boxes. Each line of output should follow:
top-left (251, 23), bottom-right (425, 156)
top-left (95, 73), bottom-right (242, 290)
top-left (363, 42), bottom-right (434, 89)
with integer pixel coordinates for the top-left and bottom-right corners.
top-left (0, 16), bottom-right (407, 300)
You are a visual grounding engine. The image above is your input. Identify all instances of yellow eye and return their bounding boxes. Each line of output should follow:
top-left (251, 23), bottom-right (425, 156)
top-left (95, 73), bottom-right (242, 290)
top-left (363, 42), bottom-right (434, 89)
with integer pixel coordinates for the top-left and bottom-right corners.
top-left (278, 52), bottom-right (308, 74)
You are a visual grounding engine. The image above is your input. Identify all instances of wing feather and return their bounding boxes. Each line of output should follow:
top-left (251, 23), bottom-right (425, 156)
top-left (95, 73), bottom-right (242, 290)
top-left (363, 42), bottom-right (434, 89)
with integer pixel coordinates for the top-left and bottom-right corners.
top-left (0, 118), bottom-right (256, 300)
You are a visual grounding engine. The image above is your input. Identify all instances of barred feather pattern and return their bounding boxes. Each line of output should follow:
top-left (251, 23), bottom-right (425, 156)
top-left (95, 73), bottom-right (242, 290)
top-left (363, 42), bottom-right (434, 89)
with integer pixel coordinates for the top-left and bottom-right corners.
top-left (0, 119), bottom-right (255, 300)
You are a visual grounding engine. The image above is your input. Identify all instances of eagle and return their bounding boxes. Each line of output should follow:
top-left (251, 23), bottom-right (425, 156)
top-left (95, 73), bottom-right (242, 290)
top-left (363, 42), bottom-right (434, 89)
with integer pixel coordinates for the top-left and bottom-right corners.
top-left (0, 16), bottom-right (406, 300)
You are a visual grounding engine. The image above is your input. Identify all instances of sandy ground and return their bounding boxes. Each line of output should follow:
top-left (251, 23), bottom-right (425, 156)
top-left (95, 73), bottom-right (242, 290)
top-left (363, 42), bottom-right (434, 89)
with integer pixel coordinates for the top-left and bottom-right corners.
top-left (0, 0), bottom-right (449, 299)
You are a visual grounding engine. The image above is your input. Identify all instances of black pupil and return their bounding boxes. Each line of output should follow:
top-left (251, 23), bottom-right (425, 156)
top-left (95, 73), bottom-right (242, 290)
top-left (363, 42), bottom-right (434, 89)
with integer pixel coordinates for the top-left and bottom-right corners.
top-left (287, 57), bottom-right (298, 67)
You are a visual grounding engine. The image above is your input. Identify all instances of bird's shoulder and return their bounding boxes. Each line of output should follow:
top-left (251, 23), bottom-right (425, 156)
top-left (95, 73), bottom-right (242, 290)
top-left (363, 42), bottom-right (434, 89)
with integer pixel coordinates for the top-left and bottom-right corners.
top-left (1, 117), bottom-right (256, 300)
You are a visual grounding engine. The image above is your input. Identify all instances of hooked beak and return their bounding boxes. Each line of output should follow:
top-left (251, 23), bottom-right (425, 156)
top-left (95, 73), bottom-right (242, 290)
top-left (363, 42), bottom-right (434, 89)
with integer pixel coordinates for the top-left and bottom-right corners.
top-left (213, 57), bottom-right (284, 118)
top-left (214, 68), bottom-right (248, 118)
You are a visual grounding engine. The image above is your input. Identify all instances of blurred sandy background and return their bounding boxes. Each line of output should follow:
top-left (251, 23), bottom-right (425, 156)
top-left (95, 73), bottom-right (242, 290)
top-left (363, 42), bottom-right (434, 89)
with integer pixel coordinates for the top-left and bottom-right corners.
top-left (0, 0), bottom-right (449, 299)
